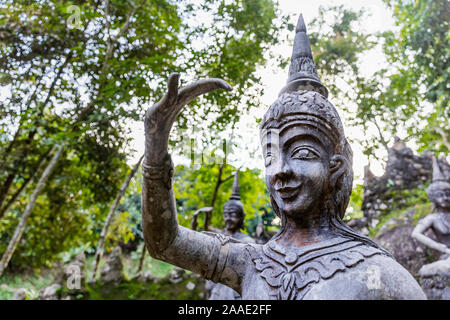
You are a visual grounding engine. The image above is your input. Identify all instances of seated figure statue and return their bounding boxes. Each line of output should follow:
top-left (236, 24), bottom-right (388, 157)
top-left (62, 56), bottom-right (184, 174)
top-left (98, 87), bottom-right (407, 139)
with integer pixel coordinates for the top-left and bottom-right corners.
top-left (206, 171), bottom-right (255, 300)
top-left (412, 156), bottom-right (450, 277)
top-left (141, 14), bottom-right (426, 299)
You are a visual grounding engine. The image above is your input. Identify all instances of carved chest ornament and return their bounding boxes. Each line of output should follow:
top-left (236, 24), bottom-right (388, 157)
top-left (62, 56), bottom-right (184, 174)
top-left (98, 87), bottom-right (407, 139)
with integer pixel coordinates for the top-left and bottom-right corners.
top-left (246, 238), bottom-right (386, 300)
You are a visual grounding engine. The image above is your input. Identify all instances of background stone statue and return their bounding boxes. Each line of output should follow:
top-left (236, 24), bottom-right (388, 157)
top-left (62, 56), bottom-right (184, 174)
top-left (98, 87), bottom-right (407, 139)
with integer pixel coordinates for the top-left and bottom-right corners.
top-left (141, 13), bottom-right (426, 299)
top-left (412, 156), bottom-right (450, 279)
top-left (206, 171), bottom-right (255, 300)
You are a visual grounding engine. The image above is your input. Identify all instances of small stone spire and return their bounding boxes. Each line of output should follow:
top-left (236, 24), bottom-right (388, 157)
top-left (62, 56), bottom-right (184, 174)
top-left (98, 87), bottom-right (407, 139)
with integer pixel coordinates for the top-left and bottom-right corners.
top-left (229, 170), bottom-right (241, 201)
top-left (279, 14), bottom-right (328, 98)
top-left (431, 156), bottom-right (447, 183)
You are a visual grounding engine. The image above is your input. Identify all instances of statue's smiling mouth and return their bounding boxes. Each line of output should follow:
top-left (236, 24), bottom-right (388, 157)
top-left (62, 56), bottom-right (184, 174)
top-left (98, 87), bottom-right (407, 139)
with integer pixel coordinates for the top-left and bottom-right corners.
top-left (276, 185), bottom-right (301, 200)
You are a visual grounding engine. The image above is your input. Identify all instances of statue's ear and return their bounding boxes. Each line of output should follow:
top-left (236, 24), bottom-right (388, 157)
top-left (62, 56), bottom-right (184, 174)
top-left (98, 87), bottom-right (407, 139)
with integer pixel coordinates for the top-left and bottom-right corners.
top-left (329, 155), bottom-right (347, 188)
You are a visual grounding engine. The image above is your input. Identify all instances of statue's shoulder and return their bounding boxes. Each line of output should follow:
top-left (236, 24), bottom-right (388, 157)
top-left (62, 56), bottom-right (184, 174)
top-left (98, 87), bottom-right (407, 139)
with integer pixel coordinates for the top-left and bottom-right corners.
top-left (305, 248), bottom-right (426, 300)
top-left (358, 252), bottom-right (426, 299)
top-left (233, 232), bottom-right (256, 244)
top-left (416, 213), bottom-right (440, 226)
top-left (422, 213), bottom-right (440, 220)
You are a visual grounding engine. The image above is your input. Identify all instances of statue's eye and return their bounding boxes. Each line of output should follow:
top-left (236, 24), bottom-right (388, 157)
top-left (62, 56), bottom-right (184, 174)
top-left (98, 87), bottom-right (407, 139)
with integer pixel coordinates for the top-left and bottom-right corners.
top-left (291, 147), bottom-right (319, 160)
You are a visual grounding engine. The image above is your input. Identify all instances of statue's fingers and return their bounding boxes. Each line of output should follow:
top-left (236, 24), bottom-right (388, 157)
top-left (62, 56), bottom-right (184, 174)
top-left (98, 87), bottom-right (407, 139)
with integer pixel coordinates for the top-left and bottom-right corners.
top-left (149, 73), bottom-right (180, 115)
top-left (166, 73), bottom-right (180, 105)
top-left (174, 78), bottom-right (232, 114)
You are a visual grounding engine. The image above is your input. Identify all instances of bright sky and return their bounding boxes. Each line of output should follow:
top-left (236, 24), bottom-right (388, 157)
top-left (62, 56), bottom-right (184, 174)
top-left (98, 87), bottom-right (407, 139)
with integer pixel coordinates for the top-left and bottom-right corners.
top-left (127, 0), bottom-right (397, 184)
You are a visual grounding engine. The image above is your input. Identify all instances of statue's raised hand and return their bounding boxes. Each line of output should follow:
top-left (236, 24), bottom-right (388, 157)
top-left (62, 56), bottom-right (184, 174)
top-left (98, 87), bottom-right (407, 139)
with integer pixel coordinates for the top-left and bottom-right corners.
top-left (144, 73), bottom-right (232, 165)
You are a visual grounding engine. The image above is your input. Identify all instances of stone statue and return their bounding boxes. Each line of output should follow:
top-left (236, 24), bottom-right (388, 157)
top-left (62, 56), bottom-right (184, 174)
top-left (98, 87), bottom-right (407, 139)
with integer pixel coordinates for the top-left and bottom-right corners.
top-left (220, 171), bottom-right (254, 243)
top-left (412, 156), bottom-right (450, 277)
top-left (206, 171), bottom-right (255, 300)
top-left (142, 14), bottom-right (426, 299)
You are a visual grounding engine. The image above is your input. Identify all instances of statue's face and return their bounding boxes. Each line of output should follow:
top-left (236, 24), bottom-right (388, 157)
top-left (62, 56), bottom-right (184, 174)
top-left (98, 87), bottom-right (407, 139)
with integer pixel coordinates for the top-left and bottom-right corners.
top-left (223, 207), bottom-right (242, 232)
top-left (433, 188), bottom-right (450, 211)
top-left (263, 125), bottom-right (331, 219)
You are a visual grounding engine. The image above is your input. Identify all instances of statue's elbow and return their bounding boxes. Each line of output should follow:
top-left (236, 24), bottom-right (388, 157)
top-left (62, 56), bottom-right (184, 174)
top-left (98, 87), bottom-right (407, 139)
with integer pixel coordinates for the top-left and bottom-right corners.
top-left (411, 229), bottom-right (421, 241)
top-left (143, 237), bottom-right (165, 260)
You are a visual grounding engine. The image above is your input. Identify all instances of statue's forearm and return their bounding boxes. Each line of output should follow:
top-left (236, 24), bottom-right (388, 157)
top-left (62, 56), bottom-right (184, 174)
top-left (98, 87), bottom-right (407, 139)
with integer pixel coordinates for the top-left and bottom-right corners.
top-left (412, 228), bottom-right (447, 253)
top-left (141, 73), bottom-right (236, 286)
top-left (141, 152), bottom-right (179, 257)
top-left (141, 156), bottom-right (246, 292)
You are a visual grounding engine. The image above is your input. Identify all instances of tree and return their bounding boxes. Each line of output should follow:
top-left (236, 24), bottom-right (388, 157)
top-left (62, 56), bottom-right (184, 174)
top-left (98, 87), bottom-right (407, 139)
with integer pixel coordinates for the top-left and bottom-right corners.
top-left (90, 154), bottom-right (143, 281)
top-left (382, 0), bottom-right (449, 156)
top-left (0, 0), bottom-right (287, 273)
top-left (173, 163), bottom-right (270, 233)
top-left (308, 2), bottom-right (449, 162)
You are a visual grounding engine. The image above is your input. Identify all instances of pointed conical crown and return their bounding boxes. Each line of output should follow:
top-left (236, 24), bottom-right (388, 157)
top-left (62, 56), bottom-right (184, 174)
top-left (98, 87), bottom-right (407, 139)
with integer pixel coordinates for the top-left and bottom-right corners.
top-left (224, 170), bottom-right (244, 217)
top-left (229, 170), bottom-right (241, 201)
top-left (427, 156), bottom-right (450, 201)
top-left (432, 156), bottom-right (447, 183)
top-left (279, 14), bottom-right (328, 98)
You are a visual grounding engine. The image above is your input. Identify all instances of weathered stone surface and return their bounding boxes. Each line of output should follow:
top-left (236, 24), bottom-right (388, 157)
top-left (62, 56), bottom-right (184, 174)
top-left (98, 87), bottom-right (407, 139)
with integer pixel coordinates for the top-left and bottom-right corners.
top-left (38, 283), bottom-right (61, 300)
top-left (62, 252), bottom-right (87, 295)
top-left (420, 274), bottom-right (450, 300)
top-left (167, 266), bottom-right (186, 284)
top-left (362, 139), bottom-right (449, 226)
top-left (99, 246), bottom-right (124, 285)
top-left (375, 225), bottom-right (440, 278)
top-left (410, 156), bottom-right (450, 299)
top-left (140, 270), bottom-right (158, 283)
top-left (12, 288), bottom-right (27, 300)
top-left (207, 171), bottom-right (256, 300)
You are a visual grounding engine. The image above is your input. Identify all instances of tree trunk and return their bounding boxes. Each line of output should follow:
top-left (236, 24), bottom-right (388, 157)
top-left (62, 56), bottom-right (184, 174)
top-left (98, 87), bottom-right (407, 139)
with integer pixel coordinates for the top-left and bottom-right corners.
top-left (0, 53), bottom-right (72, 210)
top-left (135, 242), bottom-right (147, 276)
top-left (0, 150), bottom-right (50, 219)
top-left (436, 127), bottom-right (450, 151)
top-left (203, 163), bottom-right (234, 231)
top-left (203, 163), bottom-right (224, 231)
top-left (0, 6), bottom-right (138, 278)
top-left (90, 154), bottom-right (144, 281)
top-left (0, 145), bottom-right (64, 277)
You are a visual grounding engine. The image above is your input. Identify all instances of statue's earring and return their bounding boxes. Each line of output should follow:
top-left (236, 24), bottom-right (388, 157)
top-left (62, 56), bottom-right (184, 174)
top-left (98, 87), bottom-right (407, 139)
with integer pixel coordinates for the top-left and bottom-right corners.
top-left (329, 155), bottom-right (346, 188)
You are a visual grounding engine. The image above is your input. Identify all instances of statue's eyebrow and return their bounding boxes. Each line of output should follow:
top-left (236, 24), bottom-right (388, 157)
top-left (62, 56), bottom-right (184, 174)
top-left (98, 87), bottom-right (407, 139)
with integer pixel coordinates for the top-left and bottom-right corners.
top-left (282, 133), bottom-right (323, 153)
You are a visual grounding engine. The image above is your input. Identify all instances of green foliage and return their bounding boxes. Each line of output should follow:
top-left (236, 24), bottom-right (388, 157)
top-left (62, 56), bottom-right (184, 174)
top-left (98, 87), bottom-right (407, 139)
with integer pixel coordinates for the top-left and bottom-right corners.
top-left (345, 183), bottom-right (364, 221)
top-left (368, 186), bottom-right (431, 237)
top-left (173, 163), bottom-right (272, 232)
top-left (308, 6), bottom-right (377, 97)
top-left (0, 0), bottom-right (285, 271)
top-left (246, 196), bottom-right (278, 237)
top-left (87, 275), bottom-right (205, 300)
top-left (0, 269), bottom-right (56, 300)
top-left (106, 172), bottom-right (143, 250)
top-left (308, 3), bottom-right (448, 162)
top-left (384, 0), bottom-right (449, 155)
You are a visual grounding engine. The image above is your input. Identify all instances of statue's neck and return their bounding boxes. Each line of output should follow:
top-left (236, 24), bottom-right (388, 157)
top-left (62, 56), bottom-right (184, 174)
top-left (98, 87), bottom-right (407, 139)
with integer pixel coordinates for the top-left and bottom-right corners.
top-left (275, 213), bottom-right (335, 248)
top-left (224, 228), bottom-right (239, 237)
top-left (434, 206), bottom-right (450, 215)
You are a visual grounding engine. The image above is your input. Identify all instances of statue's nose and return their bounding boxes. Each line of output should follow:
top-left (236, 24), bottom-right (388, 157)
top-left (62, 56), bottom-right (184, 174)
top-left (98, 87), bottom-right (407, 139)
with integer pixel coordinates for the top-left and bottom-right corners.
top-left (274, 156), bottom-right (293, 181)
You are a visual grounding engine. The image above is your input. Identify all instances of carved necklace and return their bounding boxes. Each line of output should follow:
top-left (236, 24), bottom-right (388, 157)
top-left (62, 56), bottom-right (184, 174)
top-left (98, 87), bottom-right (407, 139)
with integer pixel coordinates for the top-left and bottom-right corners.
top-left (246, 236), bottom-right (385, 300)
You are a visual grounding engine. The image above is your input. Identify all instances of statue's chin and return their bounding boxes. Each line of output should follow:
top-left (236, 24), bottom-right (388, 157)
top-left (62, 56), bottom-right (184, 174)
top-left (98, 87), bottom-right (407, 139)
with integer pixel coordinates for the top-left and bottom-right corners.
top-left (435, 202), bottom-right (450, 212)
top-left (277, 197), bottom-right (318, 220)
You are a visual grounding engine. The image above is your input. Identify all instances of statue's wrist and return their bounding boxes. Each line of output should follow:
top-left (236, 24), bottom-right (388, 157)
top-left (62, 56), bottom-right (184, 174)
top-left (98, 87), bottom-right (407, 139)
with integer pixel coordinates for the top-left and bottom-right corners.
top-left (142, 153), bottom-right (174, 188)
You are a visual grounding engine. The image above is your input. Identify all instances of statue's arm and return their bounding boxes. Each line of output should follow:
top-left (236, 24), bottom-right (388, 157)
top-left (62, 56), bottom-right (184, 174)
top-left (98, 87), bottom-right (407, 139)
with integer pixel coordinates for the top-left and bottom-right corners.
top-left (412, 215), bottom-right (449, 254)
top-left (141, 74), bottom-right (246, 292)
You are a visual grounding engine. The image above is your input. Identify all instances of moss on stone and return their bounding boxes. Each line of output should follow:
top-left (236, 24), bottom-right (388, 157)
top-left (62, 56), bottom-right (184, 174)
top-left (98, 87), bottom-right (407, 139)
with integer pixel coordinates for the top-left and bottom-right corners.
top-left (87, 276), bottom-right (205, 300)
